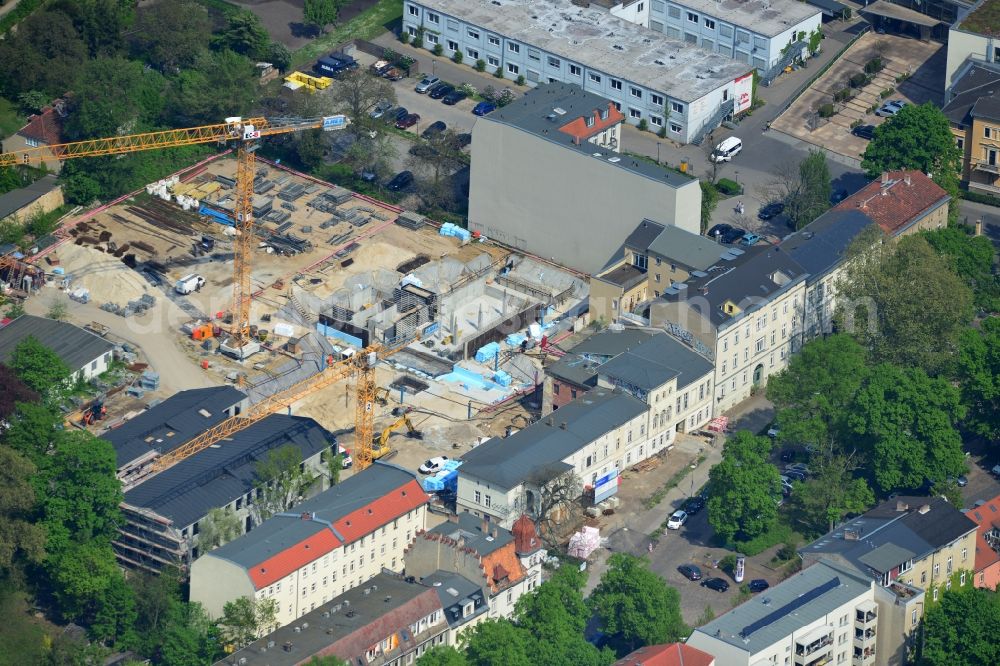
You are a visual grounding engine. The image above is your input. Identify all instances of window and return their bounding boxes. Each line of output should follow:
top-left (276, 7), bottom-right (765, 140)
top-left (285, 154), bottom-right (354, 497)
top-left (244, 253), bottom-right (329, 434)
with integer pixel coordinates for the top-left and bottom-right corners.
top-left (467, 47), bottom-right (479, 59)
top-left (447, 18), bottom-right (458, 31)
top-left (527, 48), bottom-right (540, 61)
top-left (736, 29), bottom-right (749, 44)
top-left (485, 495), bottom-right (492, 508)
top-left (650, 115), bottom-right (663, 127)
top-left (687, 11), bottom-right (698, 22)
top-left (474, 490), bottom-right (482, 504)
top-left (933, 563), bottom-right (940, 578)
top-left (408, 5), bottom-right (418, 16)
top-left (670, 101), bottom-right (684, 114)
top-left (630, 86), bottom-right (642, 99)
top-left (755, 337), bottom-right (765, 353)
top-left (947, 557), bottom-right (953, 574)
top-left (629, 108), bottom-right (641, 119)
top-left (650, 93), bottom-right (664, 106)
top-left (488, 35), bottom-right (500, 46)
top-left (613, 102), bottom-right (621, 111)
top-left (447, 40), bottom-right (458, 51)
top-left (468, 28), bottom-right (480, 39)
top-left (589, 72), bottom-right (602, 83)
top-left (668, 6), bottom-right (680, 19)
top-left (957, 137), bottom-right (965, 150)
top-left (488, 55), bottom-right (500, 67)
top-left (962, 547), bottom-right (968, 561)
top-left (985, 126), bottom-right (991, 139)
top-left (425, 33), bottom-right (438, 45)
top-left (704, 18), bottom-right (715, 29)
top-left (669, 122), bottom-right (681, 134)
top-left (427, 11), bottom-right (439, 24)
top-left (507, 63), bottom-right (519, 74)
top-left (406, 25), bottom-right (417, 37)
top-left (637, 2), bottom-right (644, 9)
top-left (508, 42), bottom-right (520, 53)
top-left (548, 56), bottom-right (561, 67)
top-left (611, 79), bottom-right (622, 91)
top-left (570, 64), bottom-right (582, 76)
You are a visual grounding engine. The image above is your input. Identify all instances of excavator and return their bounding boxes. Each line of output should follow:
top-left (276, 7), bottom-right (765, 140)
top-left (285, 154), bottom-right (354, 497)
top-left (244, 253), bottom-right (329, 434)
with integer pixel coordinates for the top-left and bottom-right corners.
top-left (370, 408), bottom-right (422, 461)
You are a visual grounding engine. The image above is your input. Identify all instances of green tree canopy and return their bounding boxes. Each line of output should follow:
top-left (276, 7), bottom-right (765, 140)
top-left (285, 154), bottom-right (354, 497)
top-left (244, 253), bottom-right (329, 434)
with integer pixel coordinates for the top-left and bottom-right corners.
top-left (304, 0), bottom-right (339, 34)
top-left (63, 56), bottom-right (166, 140)
top-left (0, 11), bottom-right (88, 97)
top-left (920, 585), bottom-right (1000, 666)
top-left (788, 455), bottom-right (874, 535)
top-left (252, 445), bottom-right (316, 523)
top-left (8, 336), bottom-right (71, 394)
top-left (956, 317), bottom-right (1000, 441)
top-left (924, 226), bottom-right (1000, 312)
top-left (848, 364), bottom-right (965, 494)
top-left (131, 0), bottom-right (212, 71)
top-left (0, 445), bottom-right (46, 576)
top-left (417, 646), bottom-right (468, 666)
top-left (50, 0), bottom-right (134, 58)
top-left (461, 619), bottom-right (533, 666)
top-left (588, 553), bottom-right (686, 656)
top-left (0, 363), bottom-right (40, 419)
top-left (1, 401), bottom-right (61, 463)
top-left (787, 149), bottom-right (832, 230)
top-left (707, 431), bottom-right (782, 542)
top-left (219, 596), bottom-right (278, 649)
top-left (212, 10), bottom-right (271, 58)
top-left (167, 49), bottom-right (258, 125)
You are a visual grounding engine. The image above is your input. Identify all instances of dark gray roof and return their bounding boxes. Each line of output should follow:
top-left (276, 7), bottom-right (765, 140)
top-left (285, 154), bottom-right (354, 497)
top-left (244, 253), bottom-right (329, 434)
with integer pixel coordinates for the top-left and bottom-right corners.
top-left (780, 209), bottom-right (876, 280)
top-left (624, 219), bottom-right (666, 253)
top-left (422, 571), bottom-right (489, 629)
top-left (690, 560), bottom-right (873, 655)
top-left (0, 175), bottom-right (60, 220)
top-left (801, 496), bottom-right (979, 578)
top-left (547, 328), bottom-right (656, 387)
top-left (971, 95), bottom-right (1000, 122)
top-left (657, 245), bottom-right (809, 329)
top-left (597, 331), bottom-right (714, 391)
top-left (487, 83), bottom-right (696, 189)
top-left (647, 225), bottom-right (732, 271)
top-left (459, 387), bottom-right (647, 488)
top-left (597, 263), bottom-right (647, 289)
top-left (427, 512), bottom-right (514, 558)
top-left (103, 386), bottom-right (246, 468)
top-left (208, 462), bottom-right (423, 571)
top-left (122, 414), bottom-right (332, 529)
top-left (944, 61), bottom-right (1000, 127)
top-left (0, 314), bottom-right (114, 372)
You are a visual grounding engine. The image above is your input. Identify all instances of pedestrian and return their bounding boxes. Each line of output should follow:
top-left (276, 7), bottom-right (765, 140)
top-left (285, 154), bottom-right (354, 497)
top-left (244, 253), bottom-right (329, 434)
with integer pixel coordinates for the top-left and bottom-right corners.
top-left (648, 542), bottom-right (654, 554)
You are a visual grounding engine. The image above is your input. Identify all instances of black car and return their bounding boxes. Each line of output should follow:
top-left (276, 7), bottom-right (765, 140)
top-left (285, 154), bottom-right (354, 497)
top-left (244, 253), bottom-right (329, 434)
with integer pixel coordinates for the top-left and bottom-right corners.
top-left (852, 124), bottom-right (876, 140)
top-left (708, 224), bottom-right (745, 244)
top-left (785, 469), bottom-right (807, 482)
top-left (748, 579), bottom-right (770, 593)
top-left (683, 496), bottom-right (706, 515)
top-left (757, 202), bottom-right (785, 221)
top-left (386, 170), bottom-right (414, 192)
top-left (701, 577), bottom-right (730, 592)
top-left (421, 121), bottom-right (447, 139)
top-left (442, 89), bottom-right (468, 105)
top-left (429, 84), bottom-right (454, 100)
top-left (392, 107), bottom-right (409, 122)
top-left (678, 564), bottom-right (702, 581)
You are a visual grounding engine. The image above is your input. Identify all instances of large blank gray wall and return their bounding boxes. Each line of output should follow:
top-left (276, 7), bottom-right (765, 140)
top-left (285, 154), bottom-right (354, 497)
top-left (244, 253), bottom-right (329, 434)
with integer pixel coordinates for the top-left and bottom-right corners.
top-left (468, 121), bottom-right (701, 274)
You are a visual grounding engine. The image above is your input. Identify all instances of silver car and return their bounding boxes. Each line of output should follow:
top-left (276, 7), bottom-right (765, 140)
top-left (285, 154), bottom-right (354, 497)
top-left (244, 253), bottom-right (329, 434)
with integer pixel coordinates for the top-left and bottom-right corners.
top-left (415, 75), bottom-right (440, 93)
top-left (875, 100), bottom-right (908, 117)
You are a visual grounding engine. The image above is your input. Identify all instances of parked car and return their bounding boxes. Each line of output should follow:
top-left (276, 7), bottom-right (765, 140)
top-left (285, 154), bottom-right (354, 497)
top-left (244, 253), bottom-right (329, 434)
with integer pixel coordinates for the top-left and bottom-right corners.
top-left (851, 124), bottom-right (876, 140)
top-left (419, 456), bottom-right (450, 474)
top-left (992, 464), bottom-right (1000, 478)
top-left (415, 75), bottom-right (441, 93)
top-left (386, 170), bottom-right (414, 191)
top-left (785, 469), bottom-right (807, 482)
top-left (708, 223), bottom-right (745, 244)
top-left (678, 564), bottom-right (703, 581)
top-left (683, 496), bottom-right (706, 515)
top-left (710, 136), bottom-right (742, 163)
top-left (757, 202), bottom-right (785, 221)
top-left (740, 232), bottom-right (761, 247)
top-left (949, 475), bottom-right (969, 487)
top-left (395, 113), bottom-right (420, 129)
top-left (473, 101), bottom-right (497, 116)
top-left (701, 577), bottom-right (730, 592)
top-left (429, 84), bottom-right (454, 100)
top-left (391, 107), bottom-right (409, 122)
top-left (369, 100), bottom-right (393, 119)
top-left (442, 89), bottom-right (468, 105)
top-left (767, 425), bottom-right (780, 438)
top-left (666, 509), bottom-right (688, 530)
top-left (748, 579), bottom-right (770, 593)
top-left (785, 462), bottom-right (811, 476)
top-left (876, 99), bottom-right (908, 117)
top-left (421, 120), bottom-right (447, 139)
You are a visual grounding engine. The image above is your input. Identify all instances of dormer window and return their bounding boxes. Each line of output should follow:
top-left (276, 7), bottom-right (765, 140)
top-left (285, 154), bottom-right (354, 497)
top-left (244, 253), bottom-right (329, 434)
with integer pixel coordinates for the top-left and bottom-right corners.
top-left (586, 115), bottom-right (595, 127)
top-left (600, 107), bottom-right (609, 121)
top-left (463, 602), bottom-right (474, 617)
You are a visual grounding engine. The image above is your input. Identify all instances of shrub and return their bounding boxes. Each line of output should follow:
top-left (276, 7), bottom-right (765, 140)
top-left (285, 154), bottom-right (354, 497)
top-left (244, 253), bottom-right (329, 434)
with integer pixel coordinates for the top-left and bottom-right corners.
top-left (730, 522), bottom-right (794, 556)
top-left (850, 118), bottom-right (863, 129)
top-left (880, 87), bottom-right (894, 99)
top-left (400, 31), bottom-right (410, 45)
top-left (817, 103), bottom-right (835, 118)
top-left (637, 118), bottom-right (648, 132)
top-left (459, 83), bottom-right (477, 97)
top-left (412, 36), bottom-right (423, 49)
top-left (834, 88), bottom-right (852, 102)
top-left (716, 178), bottom-right (742, 195)
top-left (432, 43), bottom-right (443, 56)
top-left (497, 89), bottom-right (516, 107)
top-left (718, 554), bottom-right (737, 575)
top-left (775, 542), bottom-right (798, 562)
top-left (493, 66), bottom-right (504, 78)
top-left (849, 72), bottom-right (867, 88)
top-left (658, 126), bottom-right (667, 138)
top-left (452, 50), bottom-right (463, 64)
top-left (896, 72), bottom-right (910, 83)
top-left (865, 57), bottom-right (883, 74)
top-left (515, 74), bottom-right (526, 86)
top-left (474, 58), bottom-right (486, 72)
top-left (960, 189), bottom-right (1000, 208)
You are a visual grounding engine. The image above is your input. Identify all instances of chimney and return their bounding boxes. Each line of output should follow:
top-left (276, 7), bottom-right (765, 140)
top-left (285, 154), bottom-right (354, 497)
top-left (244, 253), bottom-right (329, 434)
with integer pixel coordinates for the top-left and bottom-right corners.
top-left (547, 417), bottom-right (554, 426)
top-left (560, 422), bottom-right (567, 429)
top-left (904, 173), bottom-right (911, 186)
top-left (844, 528), bottom-right (861, 541)
top-left (491, 525), bottom-right (499, 538)
top-left (918, 504), bottom-right (931, 514)
top-left (881, 172), bottom-right (889, 185)
top-left (896, 500), bottom-right (909, 512)
top-left (481, 519), bottom-right (489, 534)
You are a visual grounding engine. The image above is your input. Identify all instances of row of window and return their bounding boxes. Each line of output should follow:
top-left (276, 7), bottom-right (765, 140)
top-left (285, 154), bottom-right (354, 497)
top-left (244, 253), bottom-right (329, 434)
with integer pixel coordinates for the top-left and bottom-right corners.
top-left (653, 2), bottom-right (767, 48)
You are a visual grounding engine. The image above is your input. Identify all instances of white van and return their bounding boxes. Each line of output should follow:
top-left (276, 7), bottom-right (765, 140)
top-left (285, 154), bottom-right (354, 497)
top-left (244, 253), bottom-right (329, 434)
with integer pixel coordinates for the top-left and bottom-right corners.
top-left (711, 136), bottom-right (743, 163)
top-left (174, 274), bottom-right (205, 294)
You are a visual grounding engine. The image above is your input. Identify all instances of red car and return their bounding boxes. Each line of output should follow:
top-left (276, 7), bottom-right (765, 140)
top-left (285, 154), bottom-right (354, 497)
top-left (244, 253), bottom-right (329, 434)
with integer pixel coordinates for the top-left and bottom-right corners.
top-left (395, 113), bottom-right (420, 129)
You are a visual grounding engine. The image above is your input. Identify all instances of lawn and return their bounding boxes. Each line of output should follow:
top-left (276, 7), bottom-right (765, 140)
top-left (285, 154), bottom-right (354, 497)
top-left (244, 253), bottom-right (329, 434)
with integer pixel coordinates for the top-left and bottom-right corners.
top-left (291, 0), bottom-right (403, 69)
top-left (0, 97), bottom-right (25, 141)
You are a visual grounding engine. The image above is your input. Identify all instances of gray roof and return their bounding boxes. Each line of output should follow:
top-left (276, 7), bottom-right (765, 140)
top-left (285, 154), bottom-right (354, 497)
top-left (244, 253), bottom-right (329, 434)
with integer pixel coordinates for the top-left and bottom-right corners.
top-left (459, 387), bottom-right (647, 488)
top-left (487, 83), bottom-right (697, 188)
top-left (943, 61), bottom-right (1000, 127)
top-left (122, 414), bottom-right (332, 529)
top-left (647, 225), bottom-right (733, 272)
top-left (657, 245), bottom-right (809, 330)
top-left (427, 512), bottom-right (514, 558)
top-left (971, 95), bottom-right (1000, 122)
top-left (690, 560), bottom-right (873, 655)
top-left (103, 386), bottom-right (246, 468)
top-left (801, 496), bottom-right (979, 579)
top-left (0, 314), bottom-right (114, 373)
top-left (780, 209), bottom-right (876, 281)
top-left (624, 219), bottom-right (666, 253)
top-left (674, 0), bottom-right (821, 37)
top-left (208, 462), bottom-right (425, 572)
top-left (598, 262), bottom-right (647, 289)
top-left (547, 328), bottom-right (656, 387)
top-left (0, 175), bottom-right (60, 220)
top-left (417, 0), bottom-right (749, 103)
top-left (597, 331), bottom-right (714, 391)
top-left (422, 571), bottom-right (489, 629)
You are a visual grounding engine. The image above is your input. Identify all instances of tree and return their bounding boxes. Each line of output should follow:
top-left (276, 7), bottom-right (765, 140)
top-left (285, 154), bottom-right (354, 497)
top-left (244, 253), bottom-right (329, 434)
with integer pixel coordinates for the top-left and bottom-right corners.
top-left (158, 601), bottom-right (220, 666)
top-left (46, 298), bottom-right (68, 321)
top-left (920, 585), bottom-right (1000, 666)
top-left (252, 445), bottom-right (316, 523)
top-left (303, 0), bottom-right (339, 34)
top-left (700, 181), bottom-right (719, 233)
top-left (707, 431), bottom-right (781, 542)
top-left (461, 619), bottom-right (533, 666)
top-left (848, 364), bottom-right (966, 494)
top-left (265, 43), bottom-right (293, 72)
top-left (0, 12), bottom-right (88, 98)
top-left (408, 130), bottom-right (469, 210)
top-left (212, 10), bottom-right (271, 59)
top-left (788, 455), bottom-right (874, 534)
top-left (63, 57), bottom-right (167, 141)
top-left (861, 103), bottom-right (961, 212)
top-left (197, 507), bottom-right (243, 552)
top-left (166, 50), bottom-right (258, 126)
top-left (1, 401), bottom-right (61, 463)
top-left (330, 68), bottom-right (396, 128)
top-left (131, 1), bottom-right (212, 71)
top-left (0, 445), bottom-right (46, 576)
top-left (326, 450), bottom-right (343, 487)
top-left (924, 226), bottom-right (999, 312)
top-left (588, 553), bottom-right (686, 656)
top-left (219, 596), bottom-right (279, 649)
top-left (342, 129), bottom-right (398, 182)
top-left (294, 129), bottom-right (326, 170)
top-left (8, 336), bottom-right (72, 394)
top-left (757, 150), bottom-right (831, 230)
top-left (767, 334), bottom-right (869, 457)
top-left (837, 232), bottom-right (974, 374)
top-left (417, 646), bottom-right (468, 666)
top-left (956, 317), bottom-right (1000, 441)
top-left (50, 0), bottom-right (134, 58)
top-left (0, 364), bottom-right (40, 419)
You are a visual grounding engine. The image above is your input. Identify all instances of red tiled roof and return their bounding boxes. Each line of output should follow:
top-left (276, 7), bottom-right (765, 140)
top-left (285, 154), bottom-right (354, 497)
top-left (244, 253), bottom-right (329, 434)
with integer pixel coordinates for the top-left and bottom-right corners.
top-left (613, 643), bottom-right (715, 666)
top-left (558, 103), bottom-right (625, 143)
top-left (249, 529), bottom-right (341, 589)
top-left (966, 494), bottom-right (1000, 573)
top-left (482, 543), bottom-right (526, 593)
top-left (18, 103), bottom-right (65, 146)
top-left (832, 170), bottom-right (948, 236)
top-left (333, 478), bottom-right (427, 543)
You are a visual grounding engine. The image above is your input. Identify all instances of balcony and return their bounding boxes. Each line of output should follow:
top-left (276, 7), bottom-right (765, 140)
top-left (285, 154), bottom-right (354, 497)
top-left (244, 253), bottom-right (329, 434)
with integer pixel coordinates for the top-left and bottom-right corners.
top-left (973, 160), bottom-right (1000, 175)
top-left (795, 632), bottom-right (833, 661)
top-left (854, 626), bottom-right (876, 649)
top-left (855, 601), bottom-right (877, 625)
top-left (852, 645), bottom-right (877, 665)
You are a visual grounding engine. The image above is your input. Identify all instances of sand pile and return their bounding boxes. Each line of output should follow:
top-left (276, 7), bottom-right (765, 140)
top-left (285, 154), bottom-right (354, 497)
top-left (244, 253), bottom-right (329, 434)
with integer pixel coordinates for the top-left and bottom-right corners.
top-left (57, 243), bottom-right (153, 304)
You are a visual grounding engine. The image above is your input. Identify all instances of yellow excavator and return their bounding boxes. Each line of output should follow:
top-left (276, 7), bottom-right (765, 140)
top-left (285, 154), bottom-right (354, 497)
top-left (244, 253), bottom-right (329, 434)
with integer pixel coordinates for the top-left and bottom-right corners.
top-left (370, 408), bottom-right (422, 460)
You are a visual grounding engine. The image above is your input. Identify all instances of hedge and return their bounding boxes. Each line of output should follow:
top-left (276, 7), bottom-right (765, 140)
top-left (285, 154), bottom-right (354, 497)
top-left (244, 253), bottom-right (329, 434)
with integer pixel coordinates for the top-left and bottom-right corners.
top-left (961, 189), bottom-right (1000, 208)
top-left (716, 178), bottom-right (742, 196)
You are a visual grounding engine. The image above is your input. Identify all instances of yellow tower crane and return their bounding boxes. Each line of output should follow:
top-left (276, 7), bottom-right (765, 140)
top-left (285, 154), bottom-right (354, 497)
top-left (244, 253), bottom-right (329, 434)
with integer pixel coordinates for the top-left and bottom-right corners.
top-left (2, 115), bottom-right (414, 482)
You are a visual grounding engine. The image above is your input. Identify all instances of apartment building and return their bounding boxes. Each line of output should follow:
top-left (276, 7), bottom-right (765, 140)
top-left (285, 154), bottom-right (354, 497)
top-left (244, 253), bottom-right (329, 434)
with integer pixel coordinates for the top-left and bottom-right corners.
top-left (115, 414), bottom-right (334, 573)
top-left (647, 0), bottom-right (821, 80)
top-left (830, 170), bottom-right (949, 237)
top-left (649, 245), bottom-right (808, 412)
top-left (405, 0), bottom-right (750, 144)
top-left (190, 462), bottom-right (430, 628)
top-left (801, 496), bottom-right (979, 663)
top-left (546, 328), bottom-right (658, 410)
top-left (944, 61), bottom-right (1000, 193)
top-left (962, 495), bottom-right (1000, 590)
top-left (614, 643), bottom-right (715, 666)
top-left (405, 513), bottom-right (545, 621)
top-left (469, 83), bottom-right (703, 273)
top-left (215, 570), bottom-right (486, 666)
top-left (687, 560), bottom-right (882, 666)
